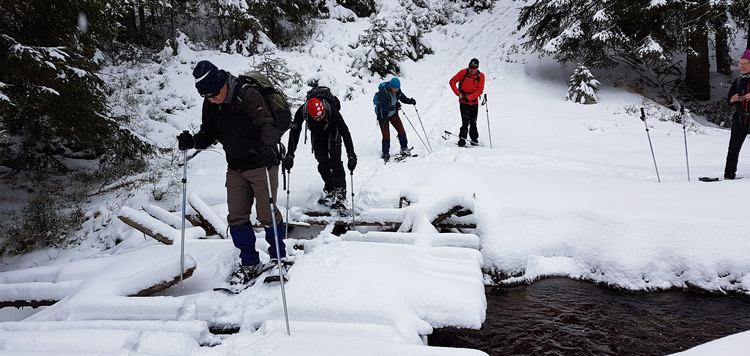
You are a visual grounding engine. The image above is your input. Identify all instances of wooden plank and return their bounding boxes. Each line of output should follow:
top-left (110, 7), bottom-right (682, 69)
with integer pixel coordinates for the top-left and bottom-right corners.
top-left (117, 215), bottom-right (173, 245)
top-left (130, 266), bottom-right (197, 297)
top-left (0, 299), bottom-right (57, 309)
top-left (1, 266), bottom-right (197, 309)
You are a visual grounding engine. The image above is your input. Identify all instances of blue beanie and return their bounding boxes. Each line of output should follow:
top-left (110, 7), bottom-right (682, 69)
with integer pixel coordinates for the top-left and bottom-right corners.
top-left (389, 77), bottom-right (401, 89)
top-left (193, 60), bottom-right (226, 96)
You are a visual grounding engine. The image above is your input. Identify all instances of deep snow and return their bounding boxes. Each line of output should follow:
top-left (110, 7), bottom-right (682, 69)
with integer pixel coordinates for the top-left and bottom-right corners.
top-left (1, 1), bottom-right (750, 355)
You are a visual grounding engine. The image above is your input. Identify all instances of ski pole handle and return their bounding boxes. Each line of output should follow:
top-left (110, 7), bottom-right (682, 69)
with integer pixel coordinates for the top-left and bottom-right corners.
top-left (640, 108), bottom-right (646, 121)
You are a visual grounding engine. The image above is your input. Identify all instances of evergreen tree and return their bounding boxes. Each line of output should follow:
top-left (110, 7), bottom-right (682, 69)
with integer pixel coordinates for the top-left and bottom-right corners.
top-left (0, 0), bottom-right (148, 177)
top-left (567, 65), bottom-right (600, 104)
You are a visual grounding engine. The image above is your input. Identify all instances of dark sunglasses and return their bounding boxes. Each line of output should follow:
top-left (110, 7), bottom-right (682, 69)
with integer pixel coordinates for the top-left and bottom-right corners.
top-left (311, 114), bottom-right (324, 121)
top-left (201, 92), bottom-right (219, 99)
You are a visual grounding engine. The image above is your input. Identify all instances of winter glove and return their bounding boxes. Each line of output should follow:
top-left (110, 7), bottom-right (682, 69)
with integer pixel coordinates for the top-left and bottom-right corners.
top-left (283, 154), bottom-right (294, 171)
top-left (258, 144), bottom-right (280, 169)
top-left (177, 131), bottom-right (194, 150)
top-left (347, 156), bottom-right (357, 172)
top-left (409, 98), bottom-right (416, 105)
top-left (395, 102), bottom-right (402, 111)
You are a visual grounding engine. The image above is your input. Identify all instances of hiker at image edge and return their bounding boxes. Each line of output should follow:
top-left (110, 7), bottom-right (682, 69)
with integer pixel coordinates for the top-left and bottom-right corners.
top-left (449, 57), bottom-right (486, 147)
top-left (373, 77), bottom-right (417, 160)
top-left (724, 49), bottom-right (750, 180)
top-left (284, 87), bottom-right (357, 209)
top-left (177, 60), bottom-right (287, 285)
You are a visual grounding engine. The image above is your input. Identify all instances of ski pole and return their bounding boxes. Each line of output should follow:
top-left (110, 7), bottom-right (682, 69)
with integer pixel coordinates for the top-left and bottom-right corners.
top-left (350, 170), bottom-right (356, 229)
top-left (681, 106), bottom-right (691, 181)
top-left (640, 108), bottom-right (661, 183)
top-left (485, 94), bottom-right (493, 148)
top-left (285, 168), bottom-right (291, 241)
top-left (264, 167), bottom-right (291, 335)
top-left (179, 138), bottom-right (188, 295)
top-left (414, 106), bottom-right (432, 153)
top-left (399, 108), bottom-right (431, 154)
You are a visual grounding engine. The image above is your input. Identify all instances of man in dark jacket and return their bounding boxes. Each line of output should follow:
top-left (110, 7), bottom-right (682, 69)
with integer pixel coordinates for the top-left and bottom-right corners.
top-left (449, 58), bottom-right (485, 147)
top-left (724, 50), bottom-right (750, 180)
top-left (373, 78), bottom-right (416, 161)
top-left (177, 60), bottom-right (286, 286)
top-left (284, 94), bottom-right (357, 209)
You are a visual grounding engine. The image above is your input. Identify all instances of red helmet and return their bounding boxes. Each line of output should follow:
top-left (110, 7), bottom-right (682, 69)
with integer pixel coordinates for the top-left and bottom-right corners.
top-left (307, 98), bottom-right (325, 119)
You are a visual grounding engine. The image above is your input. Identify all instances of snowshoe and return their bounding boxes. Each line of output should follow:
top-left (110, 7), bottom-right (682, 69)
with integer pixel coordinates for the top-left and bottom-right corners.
top-left (699, 176), bottom-right (743, 182)
top-left (214, 263), bottom-right (273, 294)
top-left (263, 258), bottom-right (294, 284)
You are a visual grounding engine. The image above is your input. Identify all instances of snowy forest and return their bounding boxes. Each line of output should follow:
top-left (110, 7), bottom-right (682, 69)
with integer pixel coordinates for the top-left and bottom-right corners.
top-left (2, 0), bottom-right (750, 354)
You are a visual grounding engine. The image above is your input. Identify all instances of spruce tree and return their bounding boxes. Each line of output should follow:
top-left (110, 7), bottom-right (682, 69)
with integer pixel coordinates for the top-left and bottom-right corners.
top-left (567, 65), bottom-right (600, 104)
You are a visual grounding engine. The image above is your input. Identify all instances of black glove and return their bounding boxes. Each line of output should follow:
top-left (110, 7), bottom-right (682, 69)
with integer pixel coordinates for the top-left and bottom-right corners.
top-left (347, 156), bottom-right (357, 172)
top-left (283, 154), bottom-right (294, 171)
top-left (409, 98), bottom-right (416, 105)
top-left (258, 144), bottom-right (280, 169)
top-left (177, 131), bottom-right (194, 150)
top-left (396, 102), bottom-right (402, 110)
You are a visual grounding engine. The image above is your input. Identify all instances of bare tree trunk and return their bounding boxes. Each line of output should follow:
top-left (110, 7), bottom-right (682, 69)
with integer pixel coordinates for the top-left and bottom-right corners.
top-left (715, 21), bottom-right (732, 75)
top-left (138, 1), bottom-right (147, 45)
top-left (122, 7), bottom-right (138, 43)
top-left (686, 30), bottom-right (711, 100)
top-left (685, 0), bottom-right (711, 101)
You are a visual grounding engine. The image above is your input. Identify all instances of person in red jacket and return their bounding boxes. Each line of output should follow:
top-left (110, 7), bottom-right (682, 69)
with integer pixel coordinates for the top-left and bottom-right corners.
top-left (449, 58), bottom-right (485, 147)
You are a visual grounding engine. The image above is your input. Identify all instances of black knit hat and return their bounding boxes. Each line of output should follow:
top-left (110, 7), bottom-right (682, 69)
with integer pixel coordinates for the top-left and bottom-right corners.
top-left (468, 58), bottom-right (479, 69)
top-left (193, 60), bottom-right (226, 97)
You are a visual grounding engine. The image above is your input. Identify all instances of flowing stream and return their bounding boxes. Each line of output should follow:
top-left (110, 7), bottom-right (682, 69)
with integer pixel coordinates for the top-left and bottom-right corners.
top-left (430, 277), bottom-right (750, 356)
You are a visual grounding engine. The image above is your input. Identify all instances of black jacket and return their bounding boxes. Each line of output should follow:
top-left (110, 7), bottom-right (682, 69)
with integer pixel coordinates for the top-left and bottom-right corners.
top-left (194, 72), bottom-right (280, 171)
top-left (727, 76), bottom-right (750, 121)
top-left (286, 104), bottom-right (355, 158)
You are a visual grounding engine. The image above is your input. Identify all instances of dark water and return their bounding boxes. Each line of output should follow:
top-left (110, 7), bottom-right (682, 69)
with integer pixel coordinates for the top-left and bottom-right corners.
top-left (430, 278), bottom-right (750, 356)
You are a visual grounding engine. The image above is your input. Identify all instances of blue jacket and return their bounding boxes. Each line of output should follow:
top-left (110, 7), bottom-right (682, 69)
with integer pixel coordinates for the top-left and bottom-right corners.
top-left (373, 82), bottom-right (414, 125)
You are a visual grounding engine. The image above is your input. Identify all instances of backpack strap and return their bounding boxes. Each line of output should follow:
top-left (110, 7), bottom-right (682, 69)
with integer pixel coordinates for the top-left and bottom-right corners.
top-left (457, 68), bottom-right (480, 93)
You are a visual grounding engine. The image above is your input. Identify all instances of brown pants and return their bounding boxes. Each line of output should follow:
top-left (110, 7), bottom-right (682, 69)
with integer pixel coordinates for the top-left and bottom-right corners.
top-left (379, 113), bottom-right (406, 140)
top-left (226, 166), bottom-right (282, 227)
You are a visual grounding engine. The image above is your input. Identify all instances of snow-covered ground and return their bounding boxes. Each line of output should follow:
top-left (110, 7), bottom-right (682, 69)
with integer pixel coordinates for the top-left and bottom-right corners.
top-left (2, 1), bottom-right (750, 354)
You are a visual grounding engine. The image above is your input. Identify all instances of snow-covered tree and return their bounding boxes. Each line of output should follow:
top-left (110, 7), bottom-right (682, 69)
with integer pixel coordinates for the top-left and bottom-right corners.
top-left (516, 0), bottom-right (729, 100)
top-left (0, 0), bottom-right (149, 177)
top-left (567, 65), bottom-right (600, 104)
top-left (352, 15), bottom-right (432, 77)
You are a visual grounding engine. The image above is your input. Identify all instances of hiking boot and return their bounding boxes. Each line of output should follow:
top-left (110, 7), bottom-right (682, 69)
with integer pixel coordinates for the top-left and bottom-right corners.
top-left (229, 263), bottom-right (271, 286)
top-left (317, 190), bottom-right (334, 206)
top-left (458, 138), bottom-right (466, 147)
top-left (330, 188), bottom-right (347, 210)
top-left (399, 147), bottom-right (411, 157)
top-left (381, 153), bottom-right (390, 162)
top-left (470, 139), bottom-right (479, 146)
top-left (724, 173), bottom-right (736, 180)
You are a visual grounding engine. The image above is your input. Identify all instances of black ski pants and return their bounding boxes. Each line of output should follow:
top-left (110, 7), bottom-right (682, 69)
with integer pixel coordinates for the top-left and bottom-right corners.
top-left (724, 114), bottom-right (750, 178)
top-left (459, 103), bottom-right (479, 141)
top-left (313, 130), bottom-right (346, 193)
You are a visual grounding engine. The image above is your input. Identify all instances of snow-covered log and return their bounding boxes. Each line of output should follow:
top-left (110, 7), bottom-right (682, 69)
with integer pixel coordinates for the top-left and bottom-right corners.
top-left (188, 193), bottom-right (228, 239)
top-left (118, 206), bottom-right (206, 245)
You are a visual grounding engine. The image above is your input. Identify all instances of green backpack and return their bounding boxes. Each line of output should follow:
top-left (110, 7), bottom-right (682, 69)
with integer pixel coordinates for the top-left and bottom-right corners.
top-left (236, 71), bottom-right (293, 135)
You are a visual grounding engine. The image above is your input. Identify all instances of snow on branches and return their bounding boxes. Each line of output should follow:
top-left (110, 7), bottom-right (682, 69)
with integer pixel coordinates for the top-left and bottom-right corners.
top-left (567, 64), bottom-right (600, 104)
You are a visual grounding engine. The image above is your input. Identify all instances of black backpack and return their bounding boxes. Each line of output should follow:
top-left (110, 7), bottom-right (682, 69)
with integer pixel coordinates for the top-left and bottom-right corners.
top-left (236, 71), bottom-right (293, 135)
top-left (306, 86), bottom-right (341, 115)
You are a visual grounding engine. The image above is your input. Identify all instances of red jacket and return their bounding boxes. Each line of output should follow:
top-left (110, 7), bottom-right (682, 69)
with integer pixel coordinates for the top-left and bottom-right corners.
top-left (450, 69), bottom-right (485, 105)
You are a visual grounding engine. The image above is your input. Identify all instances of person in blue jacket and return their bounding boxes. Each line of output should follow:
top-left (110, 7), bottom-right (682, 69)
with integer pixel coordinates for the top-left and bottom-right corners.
top-left (373, 78), bottom-right (416, 161)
